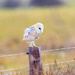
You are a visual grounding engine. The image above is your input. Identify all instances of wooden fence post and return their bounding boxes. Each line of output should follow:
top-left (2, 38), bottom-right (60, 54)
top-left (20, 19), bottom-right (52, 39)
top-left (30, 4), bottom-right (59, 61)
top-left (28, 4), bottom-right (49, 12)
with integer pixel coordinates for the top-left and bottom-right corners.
top-left (28, 47), bottom-right (43, 75)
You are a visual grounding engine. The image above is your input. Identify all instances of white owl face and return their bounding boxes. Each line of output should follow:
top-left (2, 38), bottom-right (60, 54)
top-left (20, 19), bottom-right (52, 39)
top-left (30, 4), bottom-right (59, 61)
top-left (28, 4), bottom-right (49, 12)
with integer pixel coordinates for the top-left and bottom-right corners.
top-left (34, 23), bottom-right (44, 34)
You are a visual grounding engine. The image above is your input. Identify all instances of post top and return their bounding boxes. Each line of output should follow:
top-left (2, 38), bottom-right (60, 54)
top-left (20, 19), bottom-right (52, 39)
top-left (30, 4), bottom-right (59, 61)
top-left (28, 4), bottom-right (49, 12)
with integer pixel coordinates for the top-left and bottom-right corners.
top-left (28, 46), bottom-right (41, 59)
top-left (28, 46), bottom-right (40, 49)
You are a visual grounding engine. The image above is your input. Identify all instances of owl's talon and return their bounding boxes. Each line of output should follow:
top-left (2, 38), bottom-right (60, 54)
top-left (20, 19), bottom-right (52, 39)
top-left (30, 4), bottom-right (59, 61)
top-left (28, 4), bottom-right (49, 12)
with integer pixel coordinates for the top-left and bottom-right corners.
top-left (33, 45), bottom-right (36, 47)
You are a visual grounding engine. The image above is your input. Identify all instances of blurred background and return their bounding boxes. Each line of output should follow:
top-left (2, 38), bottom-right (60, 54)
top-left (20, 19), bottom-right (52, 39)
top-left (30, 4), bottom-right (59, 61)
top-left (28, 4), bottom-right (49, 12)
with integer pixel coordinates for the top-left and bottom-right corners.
top-left (0, 0), bottom-right (75, 72)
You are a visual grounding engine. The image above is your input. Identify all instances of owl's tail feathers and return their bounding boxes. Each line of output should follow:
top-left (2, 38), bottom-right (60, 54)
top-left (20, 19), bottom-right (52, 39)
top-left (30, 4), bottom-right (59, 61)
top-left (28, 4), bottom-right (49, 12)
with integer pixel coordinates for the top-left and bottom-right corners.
top-left (23, 33), bottom-right (28, 41)
top-left (23, 37), bottom-right (27, 41)
top-left (23, 38), bottom-right (30, 41)
top-left (23, 38), bottom-right (25, 40)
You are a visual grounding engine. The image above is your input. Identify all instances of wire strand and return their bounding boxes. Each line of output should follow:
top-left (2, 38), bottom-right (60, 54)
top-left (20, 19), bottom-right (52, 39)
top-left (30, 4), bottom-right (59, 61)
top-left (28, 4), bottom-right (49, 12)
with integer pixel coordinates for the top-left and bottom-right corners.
top-left (0, 66), bottom-right (29, 72)
top-left (0, 59), bottom-right (75, 72)
top-left (0, 47), bottom-right (75, 57)
top-left (44, 59), bottom-right (75, 66)
top-left (0, 53), bottom-right (26, 57)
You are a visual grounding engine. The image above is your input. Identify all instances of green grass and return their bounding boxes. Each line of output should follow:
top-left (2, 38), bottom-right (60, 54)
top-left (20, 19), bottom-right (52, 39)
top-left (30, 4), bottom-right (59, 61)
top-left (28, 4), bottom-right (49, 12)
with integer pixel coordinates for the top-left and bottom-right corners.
top-left (0, 6), bottom-right (75, 71)
top-left (0, 6), bottom-right (75, 39)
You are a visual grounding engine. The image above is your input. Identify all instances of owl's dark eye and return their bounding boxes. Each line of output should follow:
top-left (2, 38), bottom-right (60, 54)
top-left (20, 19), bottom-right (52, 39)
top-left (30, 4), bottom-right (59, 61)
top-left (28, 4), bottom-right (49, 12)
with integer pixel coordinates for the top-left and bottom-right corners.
top-left (39, 28), bottom-right (41, 30)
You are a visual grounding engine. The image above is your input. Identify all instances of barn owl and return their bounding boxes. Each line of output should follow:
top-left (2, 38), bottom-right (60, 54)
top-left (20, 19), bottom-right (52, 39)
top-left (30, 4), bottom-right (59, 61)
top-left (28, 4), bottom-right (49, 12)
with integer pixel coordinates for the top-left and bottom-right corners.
top-left (23, 23), bottom-right (44, 47)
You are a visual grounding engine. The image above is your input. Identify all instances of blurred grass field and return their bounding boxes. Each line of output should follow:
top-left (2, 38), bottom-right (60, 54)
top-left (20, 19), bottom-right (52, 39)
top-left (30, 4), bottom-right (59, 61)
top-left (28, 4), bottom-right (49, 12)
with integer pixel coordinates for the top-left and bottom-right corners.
top-left (0, 6), bottom-right (75, 71)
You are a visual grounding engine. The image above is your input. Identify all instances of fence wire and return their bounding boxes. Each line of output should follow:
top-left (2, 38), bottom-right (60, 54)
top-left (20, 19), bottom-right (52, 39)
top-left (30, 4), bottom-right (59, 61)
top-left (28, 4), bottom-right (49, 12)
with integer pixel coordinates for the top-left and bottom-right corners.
top-left (2, 70), bottom-right (29, 75)
top-left (0, 59), bottom-right (75, 72)
top-left (2, 64), bottom-right (75, 75)
top-left (0, 53), bottom-right (26, 57)
top-left (0, 47), bottom-right (75, 75)
top-left (0, 47), bottom-right (75, 57)
top-left (0, 66), bottom-right (29, 72)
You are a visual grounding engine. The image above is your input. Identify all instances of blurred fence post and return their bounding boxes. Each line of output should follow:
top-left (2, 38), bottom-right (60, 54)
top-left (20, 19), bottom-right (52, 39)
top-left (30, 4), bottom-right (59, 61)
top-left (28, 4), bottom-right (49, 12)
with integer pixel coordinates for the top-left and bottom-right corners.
top-left (28, 47), bottom-right (43, 75)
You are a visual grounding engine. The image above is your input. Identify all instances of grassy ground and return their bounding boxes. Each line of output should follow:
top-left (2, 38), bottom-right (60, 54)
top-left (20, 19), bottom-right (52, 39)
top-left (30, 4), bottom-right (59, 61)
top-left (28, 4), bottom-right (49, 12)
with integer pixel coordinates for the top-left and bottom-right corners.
top-left (0, 6), bottom-right (75, 73)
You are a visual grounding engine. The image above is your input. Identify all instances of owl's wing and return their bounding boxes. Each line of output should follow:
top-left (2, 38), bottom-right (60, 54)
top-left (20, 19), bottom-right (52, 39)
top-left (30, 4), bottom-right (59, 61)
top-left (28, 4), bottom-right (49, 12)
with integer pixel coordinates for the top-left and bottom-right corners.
top-left (25, 26), bottom-right (34, 34)
top-left (23, 26), bottom-right (35, 40)
top-left (24, 28), bottom-right (30, 35)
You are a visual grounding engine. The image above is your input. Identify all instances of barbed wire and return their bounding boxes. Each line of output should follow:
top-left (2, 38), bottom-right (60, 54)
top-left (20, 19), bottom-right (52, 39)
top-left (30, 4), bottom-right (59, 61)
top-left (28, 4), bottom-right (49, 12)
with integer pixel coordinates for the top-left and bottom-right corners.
top-left (0, 47), bottom-right (75, 58)
top-left (0, 59), bottom-right (75, 72)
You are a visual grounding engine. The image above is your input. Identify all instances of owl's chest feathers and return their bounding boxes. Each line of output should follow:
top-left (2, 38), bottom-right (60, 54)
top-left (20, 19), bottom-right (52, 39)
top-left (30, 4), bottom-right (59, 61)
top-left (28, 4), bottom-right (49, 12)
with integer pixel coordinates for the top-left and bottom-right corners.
top-left (29, 32), bottom-right (39, 38)
top-left (25, 31), bottom-right (39, 42)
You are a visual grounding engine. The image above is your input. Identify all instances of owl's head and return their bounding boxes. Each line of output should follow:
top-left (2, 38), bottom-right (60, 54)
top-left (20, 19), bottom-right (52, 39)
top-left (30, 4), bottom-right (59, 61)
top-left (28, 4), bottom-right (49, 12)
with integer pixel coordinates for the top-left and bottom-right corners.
top-left (34, 23), bottom-right (44, 34)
